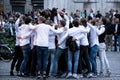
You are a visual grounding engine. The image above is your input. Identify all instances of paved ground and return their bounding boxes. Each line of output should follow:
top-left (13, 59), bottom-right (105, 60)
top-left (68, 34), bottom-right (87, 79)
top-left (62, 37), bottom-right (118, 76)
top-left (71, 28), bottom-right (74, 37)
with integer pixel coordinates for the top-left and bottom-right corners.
top-left (0, 51), bottom-right (120, 80)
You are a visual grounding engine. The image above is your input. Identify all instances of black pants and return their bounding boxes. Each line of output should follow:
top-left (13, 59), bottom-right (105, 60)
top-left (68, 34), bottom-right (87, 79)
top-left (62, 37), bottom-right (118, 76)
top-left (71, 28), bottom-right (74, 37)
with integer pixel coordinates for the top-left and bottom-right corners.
top-left (114, 35), bottom-right (118, 51)
top-left (10, 46), bottom-right (23, 72)
top-left (58, 48), bottom-right (68, 74)
top-left (78, 45), bottom-right (91, 74)
top-left (30, 46), bottom-right (37, 75)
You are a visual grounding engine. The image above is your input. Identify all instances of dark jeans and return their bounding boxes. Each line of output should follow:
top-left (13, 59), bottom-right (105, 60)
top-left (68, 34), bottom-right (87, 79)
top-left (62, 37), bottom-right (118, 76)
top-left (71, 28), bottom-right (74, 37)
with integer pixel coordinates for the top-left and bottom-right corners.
top-left (90, 45), bottom-right (99, 74)
top-left (114, 35), bottom-right (118, 51)
top-left (30, 46), bottom-right (37, 75)
top-left (36, 46), bottom-right (49, 73)
top-left (54, 47), bottom-right (67, 74)
top-left (10, 46), bottom-right (23, 72)
top-left (79, 45), bottom-right (91, 74)
top-left (20, 44), bottom-right (31, 73)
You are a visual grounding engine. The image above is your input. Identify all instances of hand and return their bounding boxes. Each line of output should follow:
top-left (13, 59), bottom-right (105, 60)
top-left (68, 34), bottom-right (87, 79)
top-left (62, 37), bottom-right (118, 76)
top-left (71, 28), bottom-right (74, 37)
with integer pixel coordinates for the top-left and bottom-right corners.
top-left (72, 38), bottom-right (77, 41)
top-left (17, 36), bottom-right (24, 40)
top-left (57, 43), bottom-right (60, 47)
top-left (63, 27), bottom-right (67, 31)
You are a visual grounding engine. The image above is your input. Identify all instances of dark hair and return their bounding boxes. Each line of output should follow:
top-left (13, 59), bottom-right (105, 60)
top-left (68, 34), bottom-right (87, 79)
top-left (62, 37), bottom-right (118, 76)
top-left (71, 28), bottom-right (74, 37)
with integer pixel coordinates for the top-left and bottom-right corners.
top-left (60, 20), bottom-right (66, 27)
top-left (102, 17), bottom-right (107, 25)
top-left (91, 20), bottom-right (96, 25)
top-left (50, 8), bottom-right (58, 21)
top-left (81, 18), bottom-right (87, 27)
top-left (38, 16), bottom-right (46, 23)
top-left (72, 18), bottom-right (79, 27)
top-left (25, 17), bottom-right (31, 24)
top-left (87, 16), bottom-right (92, 21)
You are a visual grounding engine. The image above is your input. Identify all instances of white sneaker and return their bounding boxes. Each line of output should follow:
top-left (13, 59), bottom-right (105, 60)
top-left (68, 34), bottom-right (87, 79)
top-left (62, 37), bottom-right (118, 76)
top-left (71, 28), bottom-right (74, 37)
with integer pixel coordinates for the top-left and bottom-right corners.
top-left (66, 72), bottom-right (72, 78)
top-left (99, 72), bottom-right (104, 77)
top-left (105, 71), bottom-right (111, 77)
top-left (79, 74), bottom-right (83, 78)
top-left (87, 73), bottom-right (93, 78)
top-left (73, 73), bottom-right (79, 79)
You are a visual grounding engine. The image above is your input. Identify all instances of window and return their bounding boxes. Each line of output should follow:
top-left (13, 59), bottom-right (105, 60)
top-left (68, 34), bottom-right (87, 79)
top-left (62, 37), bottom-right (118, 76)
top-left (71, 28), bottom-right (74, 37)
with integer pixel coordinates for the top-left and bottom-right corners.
top-left (74, 0), bottom-right (97, 3)
top-left (32, 0), bottom-right (44, 10)
top-left (10, 0), bottom-right (25, 4)
top-left (31, 0), bottom-right (43, 3)
top-left (12, 6), bottom-right (24, 13)
top-left (106, 0), bottom-right (120, 2)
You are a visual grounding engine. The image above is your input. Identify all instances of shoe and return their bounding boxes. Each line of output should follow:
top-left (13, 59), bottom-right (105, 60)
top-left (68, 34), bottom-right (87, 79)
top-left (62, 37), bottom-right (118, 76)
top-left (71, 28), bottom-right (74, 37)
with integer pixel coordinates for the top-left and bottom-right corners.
top-left (92, 73), bottom-right (97, 78)
top-left (10, 71), bottom-right (14, 76)
top-left (18, 72), bottom-right (24, 77)
top-left (24, 72), bottom-right (30, 77)
top-left (79, 74), bottom-right (83, 78)
top-left (105, 71), bottom-right (111, 77)
top-left (66, 72), bottom-right (72, 79)
top-left (72, 73), bottom-right (79, 79)
top-left (86, 73), bottom-right (93, 78)
top-left (60, 73), bottom-right (67, 78)
top-left (16, 71), bottom-right (20, 76)
top-left (37, 74), bottom-right (42, 79)
top-left (99, 72), bottom-right (104, 77)
top-left (30, 73), bottom-right (36, 78)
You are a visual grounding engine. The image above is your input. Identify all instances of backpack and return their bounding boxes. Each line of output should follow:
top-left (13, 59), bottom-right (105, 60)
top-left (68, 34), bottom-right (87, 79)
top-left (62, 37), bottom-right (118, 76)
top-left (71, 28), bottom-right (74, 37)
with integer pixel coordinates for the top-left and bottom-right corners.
top-left (66, 36), bottom-right (79, 52)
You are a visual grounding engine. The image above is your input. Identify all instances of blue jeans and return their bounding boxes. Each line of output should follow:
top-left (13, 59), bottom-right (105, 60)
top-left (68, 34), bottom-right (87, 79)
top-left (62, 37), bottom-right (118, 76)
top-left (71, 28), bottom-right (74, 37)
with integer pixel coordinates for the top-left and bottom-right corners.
top-left (90, 45), bottom-right (99, 74)
top-left (67, 50), bottom-right (80, 73)
top-left (48, 49), bottom-right (56, 74)
top-left (118, 35), bottom-right (120, 50)
top-left (54, 47), bottom-right (67, 74)
top-left (36, 46), bottom-right (48, 72)
top-left (20, 44), bottom-right (31, 73)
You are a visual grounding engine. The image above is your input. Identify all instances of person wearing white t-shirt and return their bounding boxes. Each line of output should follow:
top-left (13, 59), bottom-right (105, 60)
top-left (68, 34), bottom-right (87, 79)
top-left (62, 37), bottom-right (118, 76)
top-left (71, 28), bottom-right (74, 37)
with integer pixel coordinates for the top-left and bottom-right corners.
top-left (17, 17), bottom-right (35, 76)
top-left (87, 20), bottom-right (105, 77)
top-left (34, 17), bottom-right (66, 79)
top-left (79, 18), bottom-right (92, 78)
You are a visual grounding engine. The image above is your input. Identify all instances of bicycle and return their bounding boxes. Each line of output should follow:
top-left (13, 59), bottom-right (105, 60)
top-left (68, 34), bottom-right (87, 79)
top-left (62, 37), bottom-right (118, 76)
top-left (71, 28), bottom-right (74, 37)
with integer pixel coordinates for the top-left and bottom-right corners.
top-left (0, 32), bottom-right (14, 62)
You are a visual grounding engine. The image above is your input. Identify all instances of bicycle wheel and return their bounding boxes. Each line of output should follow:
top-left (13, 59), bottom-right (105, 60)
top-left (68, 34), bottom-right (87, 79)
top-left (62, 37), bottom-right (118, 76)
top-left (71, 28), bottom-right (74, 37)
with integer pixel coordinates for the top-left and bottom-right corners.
top-left (0, 45), bottom-right (13, 62)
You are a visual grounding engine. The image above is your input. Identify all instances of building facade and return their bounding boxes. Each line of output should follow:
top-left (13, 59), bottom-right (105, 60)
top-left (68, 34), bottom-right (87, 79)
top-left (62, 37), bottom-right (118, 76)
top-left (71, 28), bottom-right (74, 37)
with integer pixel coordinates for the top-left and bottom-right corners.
top-left (1, 0), bottom-right (120, 15)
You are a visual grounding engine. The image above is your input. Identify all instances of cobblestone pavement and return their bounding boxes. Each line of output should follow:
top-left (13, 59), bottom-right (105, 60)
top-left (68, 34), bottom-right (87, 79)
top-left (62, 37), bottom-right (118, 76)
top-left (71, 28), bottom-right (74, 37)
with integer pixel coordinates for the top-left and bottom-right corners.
top-left (0, 51), bottom-right (120, 80)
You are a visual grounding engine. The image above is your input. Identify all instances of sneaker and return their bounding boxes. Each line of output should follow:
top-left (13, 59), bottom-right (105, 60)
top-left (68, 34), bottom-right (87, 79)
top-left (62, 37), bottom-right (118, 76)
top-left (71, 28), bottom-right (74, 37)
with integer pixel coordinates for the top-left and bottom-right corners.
top-left (105, 71), bottom-right (111, 77)
top-left (18, 72), bottom-right (24, 77)
top-left (43, 74), bottom-right (46, 78)
top-left (37, 75), bottom-right (42, 79)
top-left (92, 73), bottom-right (97, 78)
top-left (16, 71), bottom-right (20, 76)
top-left (60, 73), bottom-right (67, 78)
top-left (86, 73), bottom-right (93, 78)
top-left (10, 71), bottom-right (14, 76)
top-left (72, 73), bottom-right (79, 79)
top-left (79, 74), bottom-right (83, 78)
top-left (99, 72), bottom-right (104, 77)
top-left (66, 72), bottom-right (72, 79)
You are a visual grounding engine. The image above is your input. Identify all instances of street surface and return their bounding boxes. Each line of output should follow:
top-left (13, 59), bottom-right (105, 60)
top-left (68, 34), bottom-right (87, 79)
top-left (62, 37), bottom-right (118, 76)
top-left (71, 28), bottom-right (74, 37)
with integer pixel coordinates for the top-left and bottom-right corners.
top-left (0, 51), bottom-right (120, 80)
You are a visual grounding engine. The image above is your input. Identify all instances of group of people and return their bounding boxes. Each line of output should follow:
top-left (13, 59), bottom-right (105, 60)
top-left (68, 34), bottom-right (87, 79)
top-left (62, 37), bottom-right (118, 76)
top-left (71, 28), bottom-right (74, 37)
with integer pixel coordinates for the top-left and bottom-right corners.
top-left (0, 8), bottom-right (120, 79)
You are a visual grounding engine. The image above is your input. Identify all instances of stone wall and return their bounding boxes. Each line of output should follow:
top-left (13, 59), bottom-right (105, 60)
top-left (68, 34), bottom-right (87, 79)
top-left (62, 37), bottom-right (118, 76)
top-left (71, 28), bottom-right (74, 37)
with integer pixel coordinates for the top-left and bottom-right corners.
top-left (3, 0), bottom-right (120, 15)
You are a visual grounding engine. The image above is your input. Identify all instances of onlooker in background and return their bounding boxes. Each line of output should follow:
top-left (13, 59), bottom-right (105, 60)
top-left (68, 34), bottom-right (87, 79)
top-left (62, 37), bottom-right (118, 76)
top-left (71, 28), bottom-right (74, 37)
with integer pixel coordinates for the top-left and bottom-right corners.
top-left (113, 18), bottom-right (120, 52)
top-left (5, 17), bottom-right (15, 37)
top-left (89, 9), bottom-right (95, 19)
top-left (105, 18), bottom-right (114, 51)
top-left (0, 15), bottom-right (6, 32)
top-left (95, 10), bottom-right (102, 19)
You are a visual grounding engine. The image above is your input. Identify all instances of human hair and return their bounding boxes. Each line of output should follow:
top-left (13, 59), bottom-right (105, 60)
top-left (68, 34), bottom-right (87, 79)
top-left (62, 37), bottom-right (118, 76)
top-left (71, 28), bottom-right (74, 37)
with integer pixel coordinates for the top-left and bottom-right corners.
top-left (81, 18), bottom-right (87, 27)
top-left (38, 16), bottom-right (46, 23)
top-left (91, 20), bottom-right (96, 25)
top-left (24, 17), bottom-right (31, 24)
top-left (59, 20), bottom-right (66, 27)
top-left (72, 18), bottom-right (79, 27)
top-left (101, 17), bottom-right (107, 25)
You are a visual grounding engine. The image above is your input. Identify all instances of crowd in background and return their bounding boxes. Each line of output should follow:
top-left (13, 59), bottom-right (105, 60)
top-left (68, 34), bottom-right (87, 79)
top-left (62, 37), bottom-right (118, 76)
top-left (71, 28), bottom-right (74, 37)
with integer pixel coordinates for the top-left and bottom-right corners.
top-left (0, 8), bottom-right (120, 79)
